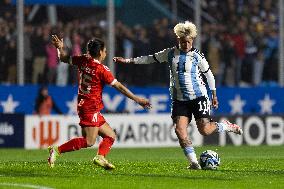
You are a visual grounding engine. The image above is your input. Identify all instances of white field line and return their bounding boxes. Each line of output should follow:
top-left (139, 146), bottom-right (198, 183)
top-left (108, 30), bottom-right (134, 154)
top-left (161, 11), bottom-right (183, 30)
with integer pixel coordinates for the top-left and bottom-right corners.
top-left (0, 183), bottom-right (55, 189)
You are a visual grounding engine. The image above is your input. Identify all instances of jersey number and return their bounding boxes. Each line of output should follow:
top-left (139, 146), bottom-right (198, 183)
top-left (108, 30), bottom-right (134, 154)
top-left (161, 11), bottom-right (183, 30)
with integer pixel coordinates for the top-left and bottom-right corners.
top-left (79, 73), bottom-right (92, 94)
top-left (198, 100), bottom-right (210, 115)
top-left (92, 113), bottom-right (98, 123)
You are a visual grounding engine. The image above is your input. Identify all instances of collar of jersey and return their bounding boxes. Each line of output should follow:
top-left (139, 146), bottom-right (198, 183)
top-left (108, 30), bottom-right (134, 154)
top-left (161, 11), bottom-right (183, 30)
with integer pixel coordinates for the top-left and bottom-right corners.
top-left (93, 58), bottom-right (101, 64)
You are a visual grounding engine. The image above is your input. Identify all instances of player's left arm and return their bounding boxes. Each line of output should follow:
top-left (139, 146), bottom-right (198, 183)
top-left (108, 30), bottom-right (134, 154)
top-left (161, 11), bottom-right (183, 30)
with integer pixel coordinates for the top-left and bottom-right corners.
top-left (198, 57), bottom-right (218, 109)
top-left (113, 48), bottom-right (172, 64)
top-left (112, 81), bottom-right (151, 109)
top-left (101, 65), bottom-right (151, 109)
top-left (51, 34), bottom-right (70, 63)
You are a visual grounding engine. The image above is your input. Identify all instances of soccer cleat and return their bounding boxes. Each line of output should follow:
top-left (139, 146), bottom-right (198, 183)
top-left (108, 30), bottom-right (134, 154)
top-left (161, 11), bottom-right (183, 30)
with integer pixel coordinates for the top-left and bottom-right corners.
top-left (47, 146), bottom-right (60, 168)
top-left (188, 162), bottom-right (201, 170)
top-left (93, 155), bottom-right (115, 170)
top-left (223, 120), bottom-right (243, 135)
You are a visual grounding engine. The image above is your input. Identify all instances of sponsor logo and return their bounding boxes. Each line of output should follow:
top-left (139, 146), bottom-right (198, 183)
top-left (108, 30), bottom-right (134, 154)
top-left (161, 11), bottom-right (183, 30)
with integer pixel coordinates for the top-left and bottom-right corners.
top-left (0, 122), bottom-right (14, 135)
top-left (114, 122), bottom-right (178, 143)
top-left (103, 94), bottom-right (169, 113)
top-left (32, 120), bottom-right (60, 148)
top-left (218, 116), bottom-right (284, 145)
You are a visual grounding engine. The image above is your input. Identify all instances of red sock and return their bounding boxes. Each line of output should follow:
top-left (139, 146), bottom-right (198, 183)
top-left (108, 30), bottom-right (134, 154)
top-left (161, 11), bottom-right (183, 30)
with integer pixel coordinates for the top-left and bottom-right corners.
top-left (58, 137), bottom-right (87, 154)
top-left (98, 136), bottom-right (115, 157)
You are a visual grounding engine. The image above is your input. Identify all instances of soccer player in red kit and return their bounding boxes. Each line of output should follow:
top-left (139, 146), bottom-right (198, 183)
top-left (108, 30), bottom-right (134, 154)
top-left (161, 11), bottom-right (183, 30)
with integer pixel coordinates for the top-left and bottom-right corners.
top-left (48, 35), bottom-right (151, 169)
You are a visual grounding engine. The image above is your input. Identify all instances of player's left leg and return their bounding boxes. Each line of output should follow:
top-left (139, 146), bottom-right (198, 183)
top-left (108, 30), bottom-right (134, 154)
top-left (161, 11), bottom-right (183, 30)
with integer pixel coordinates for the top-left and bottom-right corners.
top-left (48, 110), bottom-right (102, 168)
top-left (93, 122), bottom-right (116, 169)
top-left (194, 96), bottom-right (243, 135)
top-left (196, 118), bottom-right (243, 136)
top-left (48, 127), bottom-right (99, 168)
top-left (196, 118), bottom-right (217, 136)
top-left (218, 119), bottom-right (243, 135)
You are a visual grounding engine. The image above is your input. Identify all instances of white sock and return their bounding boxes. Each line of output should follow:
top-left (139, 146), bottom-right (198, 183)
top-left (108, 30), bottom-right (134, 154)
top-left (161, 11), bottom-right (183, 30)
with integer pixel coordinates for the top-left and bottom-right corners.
top-left (183, 146), bottom-right (198, 164)
top-left (216, 122), bottom-right (228, 133)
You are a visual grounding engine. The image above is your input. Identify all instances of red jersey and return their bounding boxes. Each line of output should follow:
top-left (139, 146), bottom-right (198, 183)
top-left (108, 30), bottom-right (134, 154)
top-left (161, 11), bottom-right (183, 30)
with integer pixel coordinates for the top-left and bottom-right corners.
top-left (71, 54), bottom-right (117, 113)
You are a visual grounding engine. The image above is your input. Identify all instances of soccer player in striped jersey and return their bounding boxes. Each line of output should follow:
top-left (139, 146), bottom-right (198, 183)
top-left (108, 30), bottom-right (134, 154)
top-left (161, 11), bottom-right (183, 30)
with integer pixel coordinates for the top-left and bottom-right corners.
top-left (48, 35), bottom-right (151, 169)
top-left (113, 21), bottom-right (243, 170)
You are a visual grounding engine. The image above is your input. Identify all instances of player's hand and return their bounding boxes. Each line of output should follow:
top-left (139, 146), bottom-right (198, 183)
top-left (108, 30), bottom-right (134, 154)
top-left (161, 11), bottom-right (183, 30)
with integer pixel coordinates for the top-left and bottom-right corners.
top-left (51, 34), bottom-right (64, 49)
top-left (113, 57), bottom-right (127, 63)
top-left (136, 97), bottom-right (152, 109)
top-left (212, 96), bottom-right (219, 109)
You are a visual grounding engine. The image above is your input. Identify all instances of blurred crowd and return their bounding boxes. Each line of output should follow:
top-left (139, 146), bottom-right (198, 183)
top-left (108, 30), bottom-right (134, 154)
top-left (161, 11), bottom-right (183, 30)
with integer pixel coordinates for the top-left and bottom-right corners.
top-left (201, 0), bottom-right (279, 87)
top-left (0, 0), bottom-right (280, 87)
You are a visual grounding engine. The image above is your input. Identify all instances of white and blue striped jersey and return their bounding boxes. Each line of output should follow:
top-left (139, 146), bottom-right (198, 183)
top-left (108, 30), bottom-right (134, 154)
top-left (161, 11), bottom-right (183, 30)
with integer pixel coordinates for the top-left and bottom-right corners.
top-left (133, 46), bottom-right (215, 101)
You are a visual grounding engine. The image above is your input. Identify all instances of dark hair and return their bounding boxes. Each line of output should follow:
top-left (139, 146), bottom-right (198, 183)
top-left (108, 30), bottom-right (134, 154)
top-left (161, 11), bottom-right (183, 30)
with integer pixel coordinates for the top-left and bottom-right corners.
top-left (87, 38), bottom-right (105, 58)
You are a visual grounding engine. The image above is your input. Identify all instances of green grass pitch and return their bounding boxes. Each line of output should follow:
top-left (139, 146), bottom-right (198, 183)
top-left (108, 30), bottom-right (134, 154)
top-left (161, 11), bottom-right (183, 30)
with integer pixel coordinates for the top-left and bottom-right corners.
top-left (0, 146), bottom-right (283, 189)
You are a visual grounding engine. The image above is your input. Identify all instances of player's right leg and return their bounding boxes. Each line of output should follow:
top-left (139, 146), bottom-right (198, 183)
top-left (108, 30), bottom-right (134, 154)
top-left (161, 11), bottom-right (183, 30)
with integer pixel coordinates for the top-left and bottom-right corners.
top-left (174, 116), bottom-right (201, 170)
top-left (172, 100), bottom-right (201, 170)
top-left (93, 122), bottom-right (116, 170)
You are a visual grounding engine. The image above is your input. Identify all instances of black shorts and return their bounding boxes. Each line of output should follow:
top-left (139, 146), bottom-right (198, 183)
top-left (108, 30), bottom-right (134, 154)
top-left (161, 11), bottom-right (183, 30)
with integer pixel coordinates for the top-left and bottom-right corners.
top-left (171, 96), bottom-right (211, 123)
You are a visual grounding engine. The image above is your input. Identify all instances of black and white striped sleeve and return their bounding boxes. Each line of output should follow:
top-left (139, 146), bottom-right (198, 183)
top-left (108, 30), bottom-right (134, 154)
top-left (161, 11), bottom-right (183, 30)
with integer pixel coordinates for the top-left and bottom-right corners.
top-left (199, 56), bottom-right (216, 91)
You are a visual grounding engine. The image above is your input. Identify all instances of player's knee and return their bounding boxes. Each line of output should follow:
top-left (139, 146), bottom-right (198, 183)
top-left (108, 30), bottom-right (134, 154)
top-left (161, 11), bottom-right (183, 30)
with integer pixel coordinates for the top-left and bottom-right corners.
top-left (196, 118), bottom-right (211, 136)
top-left (197, 122), bottom-right (211, 136)
top-left (197, 126), bottom-right (211, 136)
top-left (108, 132), bottom-right (116, 139)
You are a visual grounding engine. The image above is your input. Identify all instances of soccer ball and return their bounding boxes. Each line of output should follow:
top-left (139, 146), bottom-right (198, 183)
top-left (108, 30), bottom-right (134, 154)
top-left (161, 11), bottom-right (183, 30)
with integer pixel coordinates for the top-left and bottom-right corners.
top-left (199, 150), bottom-right (220, 170)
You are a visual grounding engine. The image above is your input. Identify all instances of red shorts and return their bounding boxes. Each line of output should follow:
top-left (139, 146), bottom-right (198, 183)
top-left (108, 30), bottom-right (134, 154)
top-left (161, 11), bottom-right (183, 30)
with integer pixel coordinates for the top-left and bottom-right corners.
top-left (78, 111), bottom-right (106, 127)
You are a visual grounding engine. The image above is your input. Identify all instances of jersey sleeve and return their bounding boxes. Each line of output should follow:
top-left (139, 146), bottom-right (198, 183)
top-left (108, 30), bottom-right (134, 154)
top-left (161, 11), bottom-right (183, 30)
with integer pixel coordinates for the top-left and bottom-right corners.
top-left (133, 47), bottom-right (172, 64)
top-left (198, 56), bottom-right (210, 73)
top-left (100, 65), bottom-right (117, 85)
top-left (197, 54), bottom-right (216, 90)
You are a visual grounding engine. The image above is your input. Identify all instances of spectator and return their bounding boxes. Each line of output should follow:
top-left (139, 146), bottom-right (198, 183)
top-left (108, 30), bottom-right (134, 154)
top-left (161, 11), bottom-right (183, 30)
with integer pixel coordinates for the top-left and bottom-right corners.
top-left (0, 19), bottom-right (8, 83)
top-left (34, 86), bottom-right (62, 116)
top-left (240, 33), bottom-right (257, 86)
top-left (45, 40), bottom-right (58, 84)
top-left (262, 27), bottom-right (279, 83)
top-left (4, 39), bottom-right (16, 84)
top-left (24, 25), bottom-right (33, 83)
top-left (220, 33), bottom-right (236, 86)
top-left (32, 26), bottom-right (47, 84)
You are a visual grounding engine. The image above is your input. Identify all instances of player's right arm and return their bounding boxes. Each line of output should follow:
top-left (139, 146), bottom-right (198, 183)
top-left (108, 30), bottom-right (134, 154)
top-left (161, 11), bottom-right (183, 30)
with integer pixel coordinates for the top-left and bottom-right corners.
top-left (113, 48), bottom-right (172, 65)
top-left (51, 34), bottom-right (70, 63)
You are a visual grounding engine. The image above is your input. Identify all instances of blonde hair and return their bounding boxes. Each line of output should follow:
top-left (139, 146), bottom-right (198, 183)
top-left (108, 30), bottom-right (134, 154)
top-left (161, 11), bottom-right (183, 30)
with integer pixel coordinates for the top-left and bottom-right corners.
top-left (173, 21), bottom-right (197, 38)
